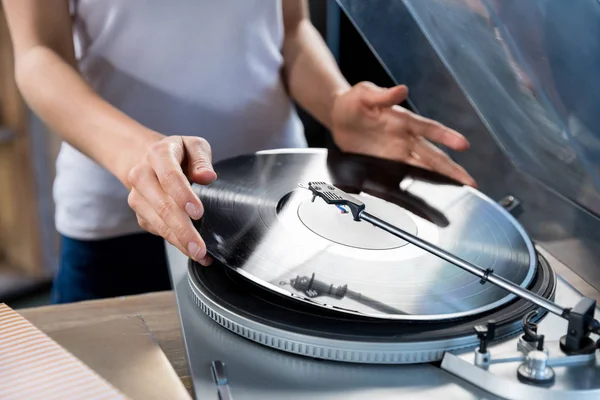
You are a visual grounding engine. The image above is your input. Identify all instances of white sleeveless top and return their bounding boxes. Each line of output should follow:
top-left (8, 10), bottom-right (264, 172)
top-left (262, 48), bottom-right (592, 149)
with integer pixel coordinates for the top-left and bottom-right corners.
top-left (54, 0), bottom-right (307, 239)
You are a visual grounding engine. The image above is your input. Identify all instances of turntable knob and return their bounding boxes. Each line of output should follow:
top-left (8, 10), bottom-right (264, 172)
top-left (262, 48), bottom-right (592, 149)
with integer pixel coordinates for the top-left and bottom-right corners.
top-left (517, 350), bottom-right (555, 384)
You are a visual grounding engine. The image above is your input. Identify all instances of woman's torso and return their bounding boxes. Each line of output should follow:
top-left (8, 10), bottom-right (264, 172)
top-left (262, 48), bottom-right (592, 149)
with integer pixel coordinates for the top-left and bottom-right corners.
top-left (55, 0), bottom-right (306, 239)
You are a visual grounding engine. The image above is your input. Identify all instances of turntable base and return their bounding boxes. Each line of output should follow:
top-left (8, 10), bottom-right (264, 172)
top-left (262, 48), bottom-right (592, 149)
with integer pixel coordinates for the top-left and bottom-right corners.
top-left (167, 148), bottom-right (600, 399)
top-left (167, 243), bottom-right (600, 400)
top-left (187, 252), bottom-right (554, 364)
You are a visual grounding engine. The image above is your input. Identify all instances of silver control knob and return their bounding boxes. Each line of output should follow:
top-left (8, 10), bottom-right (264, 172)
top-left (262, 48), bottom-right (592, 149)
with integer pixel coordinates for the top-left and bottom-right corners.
top-left (517, 350), bottom-right (555, 384)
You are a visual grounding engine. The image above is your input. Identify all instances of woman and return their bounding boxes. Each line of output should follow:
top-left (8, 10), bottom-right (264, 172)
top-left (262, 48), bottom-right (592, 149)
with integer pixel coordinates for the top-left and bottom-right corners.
top-left (2, 0), bottom-right (475, 303)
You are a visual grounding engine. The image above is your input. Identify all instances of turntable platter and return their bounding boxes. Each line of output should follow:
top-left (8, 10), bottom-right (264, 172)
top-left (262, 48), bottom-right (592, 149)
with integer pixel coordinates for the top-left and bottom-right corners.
top-left (193, 149), bottom-right (537, 321)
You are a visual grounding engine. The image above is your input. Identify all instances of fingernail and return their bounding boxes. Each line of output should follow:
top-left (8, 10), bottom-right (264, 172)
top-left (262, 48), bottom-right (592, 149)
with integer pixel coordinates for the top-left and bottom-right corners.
top-left (185, 202), bottom-right (202, 219)
top-left (187, 242), bottom-right (203, 261)
top-left (197, 164), bottom-right (215, 174)
top-left (199, 254), bottom-right (214, 267)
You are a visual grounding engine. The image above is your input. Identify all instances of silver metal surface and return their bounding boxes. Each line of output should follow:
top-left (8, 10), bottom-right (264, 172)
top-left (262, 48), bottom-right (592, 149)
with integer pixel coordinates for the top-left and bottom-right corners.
top-left (359, 209), bottom-right (564, 317)
top-left (474, 349), bottom-right (490, 368)
top-left (188, 267), bottom-right (481, 364)
top-left (516, 351), bottom-right (554, 383)
top-left (196, 149), bottom-right (537, 321)
top-left (517, 337), bottom-right (540, 355)
top-left (441, 280), bottom-right (600, 399)
top-left (443, 352), bottom-right (598, 400)
top-left (211, 361), bottom-right (228, 385)
top-left (166, 240), bottom-right (598, 399)
top-left (211, 361), bottom-right (233, 400)
top-left (167, 241), bottom-right (501, 400)
top-left (547, 353), bottom-right (597, 368)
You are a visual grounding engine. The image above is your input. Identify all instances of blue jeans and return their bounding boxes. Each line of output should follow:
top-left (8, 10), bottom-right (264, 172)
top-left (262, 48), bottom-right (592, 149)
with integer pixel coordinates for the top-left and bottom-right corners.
top-left (51, 232), bottom-right (172, 304)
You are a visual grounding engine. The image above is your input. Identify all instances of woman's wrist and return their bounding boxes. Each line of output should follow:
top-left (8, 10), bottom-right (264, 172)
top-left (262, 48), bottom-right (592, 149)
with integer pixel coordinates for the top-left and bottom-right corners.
top-left (115, 128), bottom-right (165, 189)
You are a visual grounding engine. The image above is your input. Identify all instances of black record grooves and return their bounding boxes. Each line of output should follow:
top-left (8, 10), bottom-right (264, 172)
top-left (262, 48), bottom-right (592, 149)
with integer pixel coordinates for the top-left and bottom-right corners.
top-left (189, 253), bottom-right (556, 342)
top-left (192, 149), bottom-right (539, 322)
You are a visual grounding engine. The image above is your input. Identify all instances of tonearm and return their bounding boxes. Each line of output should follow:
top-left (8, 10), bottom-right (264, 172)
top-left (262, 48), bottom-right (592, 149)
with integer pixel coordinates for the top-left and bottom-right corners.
top-left (300, 181), bottom-right (600, 357)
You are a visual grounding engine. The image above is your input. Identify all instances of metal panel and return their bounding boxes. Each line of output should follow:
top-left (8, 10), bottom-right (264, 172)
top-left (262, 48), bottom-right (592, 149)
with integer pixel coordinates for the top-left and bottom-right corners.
top-left (166, 241), bottom-right (596, 400)
top-left (166, 241), bottom-right (500, 400)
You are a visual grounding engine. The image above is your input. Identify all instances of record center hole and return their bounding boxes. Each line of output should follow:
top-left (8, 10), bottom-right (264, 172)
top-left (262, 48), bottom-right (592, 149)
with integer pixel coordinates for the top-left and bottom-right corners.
top-left (296, 194), bottom-right (418, 250)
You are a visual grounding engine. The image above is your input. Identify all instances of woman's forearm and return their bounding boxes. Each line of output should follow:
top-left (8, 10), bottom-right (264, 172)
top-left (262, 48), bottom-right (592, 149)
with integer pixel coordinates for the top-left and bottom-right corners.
top-left (281, 2), bottom-right (350, 131)
top-left (14, 45), bottom-right (162, 187)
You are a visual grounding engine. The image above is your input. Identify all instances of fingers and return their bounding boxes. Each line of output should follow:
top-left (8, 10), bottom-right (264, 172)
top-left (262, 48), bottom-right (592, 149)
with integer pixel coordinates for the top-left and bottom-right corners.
top-left (129, 188), bottom-right (186, 251)
top-left (360, 82), bottom-right (409, 109)
top-left (145, 136), bottom-right (212, 220)
top-left (135, 203), bottom-right (214, 267)
top-left (182, 137), bottom-right (218, 184)
top-left (128, 166), bottom-right (213, 266)
top-left (382, 106), bottom-right (475, 185)
top-left (127, 135), bottom-right (217, 266)
top-left (412, 138), bottom-right (477, 187)
top-left (390, 106), bottom-right (470, 151)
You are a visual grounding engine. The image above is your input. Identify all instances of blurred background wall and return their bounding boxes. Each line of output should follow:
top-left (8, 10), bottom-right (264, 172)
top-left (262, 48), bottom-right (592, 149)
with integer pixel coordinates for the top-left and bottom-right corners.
top-left (0, 5), bottom-right (60, 305)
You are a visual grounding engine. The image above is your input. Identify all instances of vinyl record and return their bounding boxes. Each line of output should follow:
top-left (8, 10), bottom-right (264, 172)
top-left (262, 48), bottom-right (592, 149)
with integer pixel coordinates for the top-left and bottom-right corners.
top-left (193, 148), bottom-right (537, 321)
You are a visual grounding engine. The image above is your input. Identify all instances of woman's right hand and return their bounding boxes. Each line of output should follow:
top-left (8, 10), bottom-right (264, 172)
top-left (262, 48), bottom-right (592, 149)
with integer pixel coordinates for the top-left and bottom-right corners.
top-left (126, 135), bottom-right (217, 266)
top-left (1, 0), bottom-right (217, 266)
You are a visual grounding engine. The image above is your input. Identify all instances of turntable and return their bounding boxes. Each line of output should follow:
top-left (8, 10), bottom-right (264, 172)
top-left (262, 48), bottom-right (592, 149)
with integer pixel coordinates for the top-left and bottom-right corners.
top-left (166, 149), bottom-right (599, 400)
top-left (165, 1), bottom-right (600, 399)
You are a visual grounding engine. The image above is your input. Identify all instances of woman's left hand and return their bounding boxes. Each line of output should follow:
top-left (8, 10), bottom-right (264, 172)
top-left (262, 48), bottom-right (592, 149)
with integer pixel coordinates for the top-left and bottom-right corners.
top-left (330, 82), bottom-right (477, 187)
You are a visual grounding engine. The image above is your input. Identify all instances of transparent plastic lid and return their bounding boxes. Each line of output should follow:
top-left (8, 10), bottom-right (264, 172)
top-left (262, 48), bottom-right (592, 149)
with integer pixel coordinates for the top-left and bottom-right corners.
top-left (344, 0), bottom-right (600, 216)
